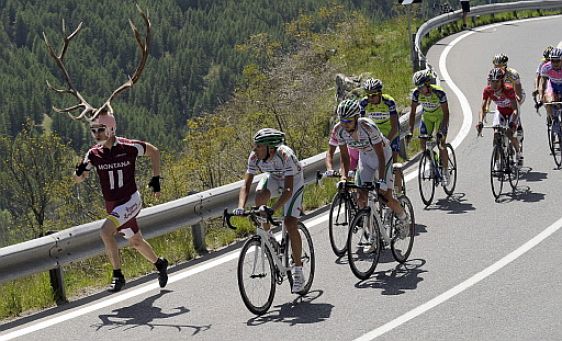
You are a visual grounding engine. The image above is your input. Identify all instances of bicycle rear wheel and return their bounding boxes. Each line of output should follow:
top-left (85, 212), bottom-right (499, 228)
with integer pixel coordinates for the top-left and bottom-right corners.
top-left (285, 222), bottom-right (315, 296)
top-left (347, 209), bottom-right (381, 280)
top-left (328, 192), bottom-right (352, 257)
top-left (490, 146), bottom-right (505, 200)
top-left (418, 151), bottom-right (436, 206)
top-left (390, 195), bottom-right (415, 263)
top-left (443, 143), bottom-right (457, 196)
top-left (237, 237), bottom-right (276, 315)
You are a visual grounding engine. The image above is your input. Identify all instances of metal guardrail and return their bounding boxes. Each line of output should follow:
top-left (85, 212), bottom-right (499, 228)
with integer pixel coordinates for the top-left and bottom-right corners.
top-left (414, 0), bottom-right (562, 70)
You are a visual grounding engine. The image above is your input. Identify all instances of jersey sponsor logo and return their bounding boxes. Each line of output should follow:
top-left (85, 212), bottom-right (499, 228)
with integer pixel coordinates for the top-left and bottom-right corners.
top-left (97, 160), bottom-right (131, 170)
top-left (110, 212), bottom-right (120, 219)
top-left (420, 101), bottom-right (441, 111)
top-left (115, 153), bottom-right (128, 158)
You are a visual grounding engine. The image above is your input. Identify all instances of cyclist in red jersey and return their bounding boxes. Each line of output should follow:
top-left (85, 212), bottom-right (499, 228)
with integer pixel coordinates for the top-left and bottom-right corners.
top-left (74, 111), bottom-right (168, 292)
top-left (477, 68), bottom-right (523, 166)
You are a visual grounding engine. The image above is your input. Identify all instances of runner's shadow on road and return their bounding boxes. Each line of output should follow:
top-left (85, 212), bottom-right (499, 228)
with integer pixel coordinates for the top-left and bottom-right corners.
top-left (246, 290), bottom-right (333, 326)
top-left (425, 193), bottom-right (475, 214)
top-left (90, 290), bottom-right (210, 335)
top-left (354, 259), bottom-right (426, 295)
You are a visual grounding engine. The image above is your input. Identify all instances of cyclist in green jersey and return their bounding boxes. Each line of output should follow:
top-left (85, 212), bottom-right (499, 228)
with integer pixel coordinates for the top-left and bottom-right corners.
top-left (406, 69), bottom-right (451, 186)
top-left (359, 78), bottom-right (403, 194)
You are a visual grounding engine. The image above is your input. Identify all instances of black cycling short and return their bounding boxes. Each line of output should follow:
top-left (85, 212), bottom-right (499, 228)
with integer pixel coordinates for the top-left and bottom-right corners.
top-left (461, 1), bottom-right (470, 13)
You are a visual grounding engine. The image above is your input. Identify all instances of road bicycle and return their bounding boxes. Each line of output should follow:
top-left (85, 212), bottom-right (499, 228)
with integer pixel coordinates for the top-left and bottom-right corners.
top-left (346, 183), bottom-right (415, 280)
top-left (317, 165), bottom-right (407, 258)
top-left (417, 135), bottom-right (458, 206)
top-left (483, 122), bottom-right (519, 199)
top-left (223, 208), bottom-right (315, 315)
top-left (545, 102), bottom-right (562, 168)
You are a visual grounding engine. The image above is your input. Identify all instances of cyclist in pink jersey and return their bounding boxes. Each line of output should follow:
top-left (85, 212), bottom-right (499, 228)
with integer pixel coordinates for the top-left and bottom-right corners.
top-left (74, 111), bottom-right (168, 292)
top-left (477, 68), bottom-right (523, 166)
top-left (538, 47), bottom-right (562, 120)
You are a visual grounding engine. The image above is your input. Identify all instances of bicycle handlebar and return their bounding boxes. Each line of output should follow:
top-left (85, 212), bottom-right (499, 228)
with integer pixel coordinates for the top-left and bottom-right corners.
top-left (223, 208), bottom-right (279, 230)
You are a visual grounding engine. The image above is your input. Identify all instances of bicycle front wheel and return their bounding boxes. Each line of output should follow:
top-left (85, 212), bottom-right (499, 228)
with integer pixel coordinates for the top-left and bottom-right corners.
top-left (237, 237), bottom-right (276, 315)
top-left (443, 143), bottom-right (457, 196)
top-left (490, 146), bottom-right (505, 200)
top-left (347, 209), bottom-right (380, 280)
top-left (418, 151), bottom-right (436, 206)
top-left (285, 222), bottom-right (315, 296)
top-left (507, 145), bottom-right (519, 190)
top-left (391, 195), bottom-right (415, 263)
top-left (328, 192), bottom-right (352, 257)
top-left (550, 125), bottom-right (562, 168)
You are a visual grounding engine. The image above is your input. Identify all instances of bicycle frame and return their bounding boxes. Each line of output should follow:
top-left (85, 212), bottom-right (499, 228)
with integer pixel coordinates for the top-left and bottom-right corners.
top-left (419, 135), bottom-right (443, 185)
top-left (226, 211), bottom-right (291, 282)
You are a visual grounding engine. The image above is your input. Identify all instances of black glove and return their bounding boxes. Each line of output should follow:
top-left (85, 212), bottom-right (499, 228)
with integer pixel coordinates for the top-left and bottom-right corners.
top-left (75, 162), bottom-right (88, 176)
top-left (476, 122), bottom-right (484, 136)
top-left (258, 205), bottom-right (274, 217)
top-left (405, 133), bottom-right (413, 144)
top-left (148, 176), bottom-right (161, 192)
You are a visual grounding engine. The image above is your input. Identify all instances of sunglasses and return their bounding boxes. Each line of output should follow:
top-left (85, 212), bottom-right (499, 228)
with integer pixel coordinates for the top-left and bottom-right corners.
top-left (91, 127), bottom-right (106, 134)
top-left (367, 92), bottom-right (382, 97)
top-left (340, 119), bottom-right (354, 124)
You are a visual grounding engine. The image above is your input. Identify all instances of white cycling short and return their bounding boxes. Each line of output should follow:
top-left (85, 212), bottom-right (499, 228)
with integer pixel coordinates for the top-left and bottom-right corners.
top-left (256, 173), bottom-right (304, 218)
top-left (106, 191), bottom-right (142, 239)
top-left (357, 146), bottom-right (394, 188)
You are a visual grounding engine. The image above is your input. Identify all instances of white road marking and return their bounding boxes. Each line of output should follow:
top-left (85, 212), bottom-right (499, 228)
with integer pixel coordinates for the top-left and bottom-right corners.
top-left (355, 16), bottom-right (562, 341)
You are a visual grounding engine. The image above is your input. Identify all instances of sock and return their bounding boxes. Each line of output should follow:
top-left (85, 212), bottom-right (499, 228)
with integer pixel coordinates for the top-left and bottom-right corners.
top-left (113, 269), bottom-right (123, 278)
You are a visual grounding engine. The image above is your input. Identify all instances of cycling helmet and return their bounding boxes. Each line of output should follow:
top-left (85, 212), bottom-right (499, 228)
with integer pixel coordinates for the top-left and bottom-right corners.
top-left (336, 99), bottom-right (361, 120)
top-left (412, 69), bottom-right (432, 87)
top-left (549, 47), bottom-right (562, 60)
top-left (543, 45), bottom-right (554, 59)
top-left (253, 128), bottom-right (285, 147)
top-left (492, 53), bottom-right (508, 65)
top-left (362, 78), bottom-right (383, 94)
top-left (487, 67), bottom-right (505, 81)
top-left (91, 112), bottom-right (116, 137)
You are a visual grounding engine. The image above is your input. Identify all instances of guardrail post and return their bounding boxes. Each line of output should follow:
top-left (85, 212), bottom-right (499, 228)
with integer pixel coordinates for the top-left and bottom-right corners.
top-left (44, 230), bottom-right (68, 305)
top-left (187, 191), bottom-right (207, 254)
top-left (191, 221), bottom-right (207, 254)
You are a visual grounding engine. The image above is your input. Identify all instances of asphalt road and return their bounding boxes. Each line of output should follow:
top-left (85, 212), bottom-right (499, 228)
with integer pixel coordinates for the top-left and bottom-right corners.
top-left (2, 15), bottom-right (562, 341)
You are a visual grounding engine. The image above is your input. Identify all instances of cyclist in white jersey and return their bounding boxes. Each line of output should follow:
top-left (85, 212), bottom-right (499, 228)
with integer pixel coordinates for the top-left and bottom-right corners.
top-left (325, 99), bottom-right (411, 227)
top-left (534, 46), bottom-right (554, 102)
top-left (234, 128), bottom-right (306, 294)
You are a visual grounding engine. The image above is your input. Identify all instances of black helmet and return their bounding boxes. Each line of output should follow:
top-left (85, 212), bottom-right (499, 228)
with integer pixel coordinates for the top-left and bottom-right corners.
top-left (492, 53), bottom-right (508, 66)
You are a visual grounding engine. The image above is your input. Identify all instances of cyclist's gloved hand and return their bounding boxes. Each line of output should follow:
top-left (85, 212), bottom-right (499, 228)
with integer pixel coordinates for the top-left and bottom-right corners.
top-left (75, 161), bottom-right (88, 176)
top-left (258, 205), bottom-right (274, 217)
top-left (324, 169), bottom-right (335, 177)
top-left (148, 176), bottom-right (161, 193)
top-left (233, 207), bottom-right (245, 216)
top-left (405, 133), bottom-right (413, 144)
top-left (476, 121), bottom-right (484, 135)
top-left (376, 179), bottom-right (388, 191)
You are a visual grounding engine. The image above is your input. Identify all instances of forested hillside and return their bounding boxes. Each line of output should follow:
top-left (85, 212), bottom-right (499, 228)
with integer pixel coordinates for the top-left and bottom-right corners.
top-left (0, 0), bottom-right (499, 149)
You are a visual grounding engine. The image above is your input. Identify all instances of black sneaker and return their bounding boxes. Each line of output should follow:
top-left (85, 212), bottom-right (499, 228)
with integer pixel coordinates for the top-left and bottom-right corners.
top-left (108, 276), bottom-right (126, 292)
top-left (156, 258), bottom-right (169, 288)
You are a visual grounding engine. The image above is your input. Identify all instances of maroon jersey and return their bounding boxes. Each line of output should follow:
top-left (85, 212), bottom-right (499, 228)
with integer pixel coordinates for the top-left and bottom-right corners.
top-left (84, 137), bottom-right (146, 202)
top-left (482, 84), bottom-right (517, 116)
